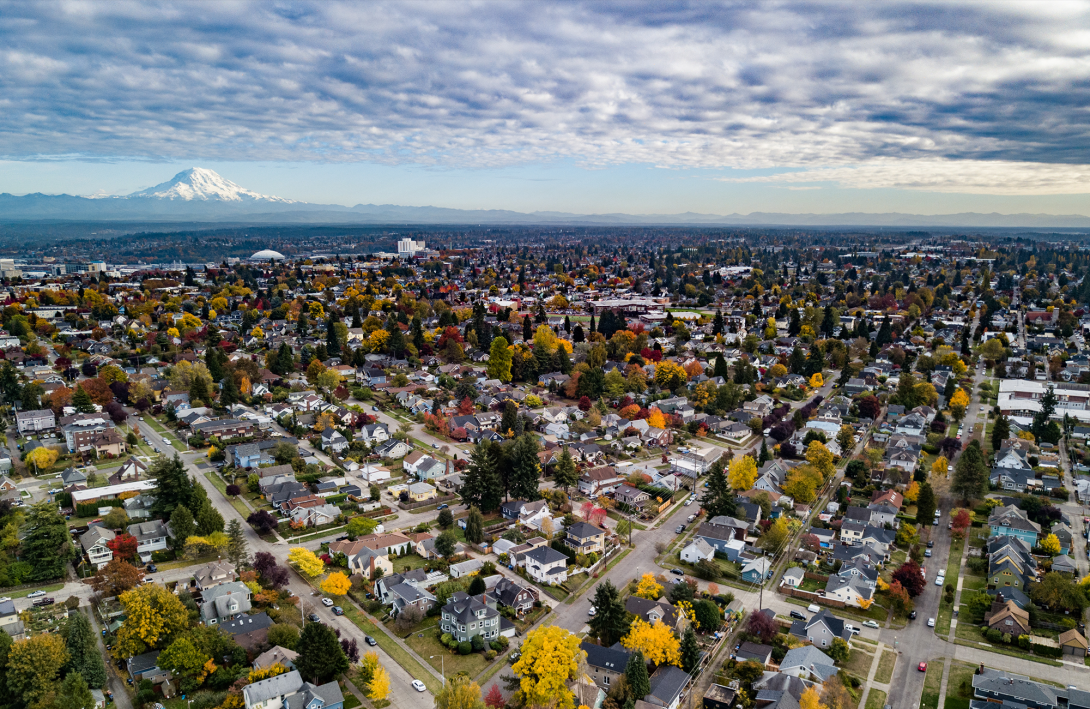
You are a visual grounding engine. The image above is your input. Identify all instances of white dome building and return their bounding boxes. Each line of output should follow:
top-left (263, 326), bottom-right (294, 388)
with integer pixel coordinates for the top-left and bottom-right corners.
top-left (250, 249), bottom-right (286, 261)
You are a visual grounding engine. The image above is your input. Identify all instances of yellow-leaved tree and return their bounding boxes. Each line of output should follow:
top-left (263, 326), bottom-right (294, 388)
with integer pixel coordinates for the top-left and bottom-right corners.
top-left (114, 584), bottom-right (190, 658)
top-left (288, 547), bottom-right (325, 577)
top-left (435, 674), bottom-right (483, 709)
top-left (904, 481), bottom-right (920, 503)
top-left (800, 686), bottom-right (828, 709)
top-left (809, 373), bottom-right (824, 388)
top-left (368, 665), bottom-right (390, 702)
top-left (728, 455), bottom-right (758, 490)
top-left (806, 440), bottom-right (836, 480)
top-left (248, 663), bottom-right (290, 683)
top-left (646, 407), bottom-right (666, 430)
top-left (769, 363), bottom-right (788, 378)
top-left (25, 446), bottom-right (58, 471)
top-left (949, 389), bottom-right (970, 422)
top-left (621, 619), bottom-right (680, 667)
top-left (320, 571), bottom-right (352, 596)
top-left (931, 456), bottom-right (948, 478)
top-left (635, 573), bottom-right (663, 600)
top-left (511, 625), bottom-right (586, 709)
top-left (6, 633), bottom-right (69, 705)
top-left (1040, 533), bottom-right (1062, 555)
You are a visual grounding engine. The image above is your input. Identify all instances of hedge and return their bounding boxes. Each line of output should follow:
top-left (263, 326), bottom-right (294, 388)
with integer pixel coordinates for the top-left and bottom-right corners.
top-left (76, 500), bottom-right (123, 517)
top-left (1030, 643), bottom-right (1063, 658)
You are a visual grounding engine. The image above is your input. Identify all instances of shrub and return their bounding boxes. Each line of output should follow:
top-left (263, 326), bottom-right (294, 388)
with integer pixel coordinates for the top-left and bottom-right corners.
top-left (497, 635), bottom-right (510, 649)
top-left (441, 633), bottom-right (453, 646)
top-left (458, 641), bottom-right (472, 655)
top-left (226, 484), bottom-right (241, 496)
top-left (471, 635), bottom-right (485, 652)
top-left (485, 649), bottom-right (496, 660)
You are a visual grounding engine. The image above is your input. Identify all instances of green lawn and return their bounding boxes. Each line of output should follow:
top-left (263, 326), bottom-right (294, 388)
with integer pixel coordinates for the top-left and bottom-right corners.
top-left (944, 538), bottom-right (964, 582)
top-left (402, 626), bottom-right (490, 678)
top-left (5, 582), bottom-right (64, 599)
top-left (205, 471), bottom-right (254, 519)
top-left (920, 658), bottom-right (945, 709)
top-left (865, 690), bottom-right (888, 709)
top-left (874, 649), bottom-right (897, 684)
top-left (387, 553), bottom-right (432, 574)
top-left (340, 603), bottom-right (442, 694)
top-left (945, 660), bottom-right (978, 709)
top-left (841, 647), bottom-right (875, 680)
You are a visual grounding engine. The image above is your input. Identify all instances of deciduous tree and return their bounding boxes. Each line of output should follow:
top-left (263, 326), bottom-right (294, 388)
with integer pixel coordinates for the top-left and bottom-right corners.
top-left (727, 455), bottom-right (758, 490)
top-left (91, 558), bottom-right (145, 596)
top-left (622, 619), bottom-right (680, 667)
top-left (635, 573), bottom-right (663, 600)
top-left (7, 633), bottom-right (69, 704)
top-left (114, 584), bottom-right (190, 658)
top-left (320, 572), bottom-right (352, 596)
top-left (510, 625), bottom-right (585, 709)
top-left (806, 440), bottom-right (835, 479)
top-left (288, 547), bottom-right (325, 577)
top-left (64, 611), bottom-right (107, 689)
top-left (434, 674), bottom-right (484, 709)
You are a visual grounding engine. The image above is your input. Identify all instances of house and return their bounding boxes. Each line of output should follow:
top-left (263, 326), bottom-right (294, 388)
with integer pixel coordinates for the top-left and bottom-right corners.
top-left (971, 668), bottom-right (1075, 709)
top-left (487, 578), bottom-right (538, 616)
top-left (127, 520), bottom-right (170, 564)
top-left (695, 517), bottom-right (748, 554)
top-left (779, 645), bottom-right (838, 682)
top-left (387, 581), bottom-right (438, 616)
top-left (374, 439), bottom-right (412, 459)
top-left (193, 560), bottom-right (236, 591)
top-left (740, 557), bottom-right (771, 583)
top-left (1051, 554), bottom-right (1077, 575)
top-left (357, 463), bottom-right (391, 484)
top-left (645, 665), bottom-right (691, 709)
top-left (789, 608), bottom-right (851, 648)
top-left (989, 505), bottom-right (1042, 547)
top-left (580, 640), bottom-right (631, 690)
top-left (523, 545), bottom-right (569, 585)
top-left (0, 600), bottom-right (23, 641)
top-left (241, 669), bottom-right (344, 709)
top-left (79, 526), bottom-right (116, 569)
top-left (1059, 628), bottom-right (1088, 657)
top-left (984, 596), bottom-right (1031, 637)
top-left (61, 467), bottom-right (88, 486)
top-left (408, 482), bottom-right (437, 502)
top-left (564, 522), bottom-right (606, 555)
top-left (781, 567), bottom-right (805, 588)
top-left (824, 574), bottom-right (875, 608)
top-left (578, 465), bottom-right (624, 496)
top-left (990, 467), bottom-right (1037, 492)
top-left (680, 538), bottom-right (715, 564)
top-left (327, 540), bottom-right (393, 579)
top-left (352, 532), bottom-right (413, 556)
top-left (450, 558), bottom-right (484, 578)
top-left (221, 612), bottom-right (274, 651)
top-left (735, 641), bottom-right (774, 667)
top-left (127, 651), bottom-right (167, 684)
top-left (16, 409), bottom-right (55, 434)
top-left (320, 429), bottom-right (349, 454)
top-left (625, 596), bottom-right (684, 632)
top-left (614, 484), bottom-right (650, 510)
top-left (439, 591), bottom-right (500, 643)
top-left (200, 581), bottom-right (253, 625)
top-left (253, 646), bottom-right (299, 671)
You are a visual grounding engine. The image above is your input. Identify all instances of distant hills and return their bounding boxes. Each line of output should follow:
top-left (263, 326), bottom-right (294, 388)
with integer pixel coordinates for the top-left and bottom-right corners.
top-left (1, 168), bottom-right (1089, 229)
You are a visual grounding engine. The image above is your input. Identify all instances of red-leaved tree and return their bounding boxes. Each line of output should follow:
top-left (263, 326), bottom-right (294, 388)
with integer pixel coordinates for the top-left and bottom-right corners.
top-left (107, 533), bottom-right (139, 562)
top-left (484, 684), bottom-right (505, 709)
top-left (892, 559), bottom-right (925, 597)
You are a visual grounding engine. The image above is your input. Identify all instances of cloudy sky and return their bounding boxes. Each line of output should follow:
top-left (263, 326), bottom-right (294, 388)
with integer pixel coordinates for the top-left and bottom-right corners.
top-left (2, 1), bottom-right (1090, 215)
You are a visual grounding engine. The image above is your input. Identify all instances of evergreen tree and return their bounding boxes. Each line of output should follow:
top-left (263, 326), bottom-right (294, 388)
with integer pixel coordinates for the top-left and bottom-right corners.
top-left (52, 672), bottom-right (96, 709)
top-left (876, 317), bottom-right (893, 346)
top-left (895, 370), bottom-right (919, 408)
top-left (72, 384), bottom-right (94, 414)
top-left (573, 324), bottom-right (585, 343)
top-left (326, 316), bottom-right (341, 358)
top-left (386, 325), bottom-right (406, 355)
top-left (952, 440), bottom-right (988, 503)
top-left (297, 310), bottom-right (309, 336)
top-left (556, 346), bottom-right (572, 375)
top-left (295, 621), bottom-right (349, 684)
top-left (788, 308), bottom-right (801, 336)
top-left (587, 581), bottom-right (631, 647)
top-left (21, 502), bottom-right (73, 581)
top-left (712, 309), bottom-right (724, 336)
top-left (507, 434), bottom-right (542, 501)
top-left (226, 518), bottom-right (248, 569)
top-left (915, 482), bottom-right (937, 525)
top-left (151, 456), bottom-right (194, 519)
top-left (713, 354), bottom-right (729, 380)
top-left (1032, 385), bottom-right (1057, 439)
top-left (679, 626), bottom-right (700, 673)
top-left (758, 439), bottom-right (771, 464)
top-left (411, 317), bottom-right (425, 350)
top-left (169, 505), bottom-right (196, 551)
top-left (500, 401), bottom-right (519, 437)
top-left (624, 651), bottom-right (650, 698)
top-left (992, 414), bottom-right (1011, 452)
top-left (64, 611), bottom-right (107, 689)
top-left (195, 496), bottom-right (225, 535)
top-left (189, 374), bottom-right (210, 404)
top-left (804, 343), bottom-right (825, 377)
top-left (205, 347), bottom-right (224, 383)
top-left (460, 441), bottom-right (503, 513)
top-left (522, 316), bottom-right (533, 342)
top-left (464, 507), bottom-right (484, 545)
top-left (276, 342), bottom-right (295, 375)
top-left (220, 371), bottom-right (239, 407)
top-left (552, 447), bottom-right (579, 496)
top-left (699, 458), bottom-right (736, 519)
top-left (788, 347), bottom-right (807, 375)
top-left (820, 306), bottom-right (837, 337)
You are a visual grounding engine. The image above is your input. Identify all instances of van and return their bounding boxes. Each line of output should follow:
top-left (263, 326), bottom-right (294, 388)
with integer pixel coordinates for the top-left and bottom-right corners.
top-left (807, 604), bottom-right (821, 613)
top-left (687, 515), bottom-right (696, 523)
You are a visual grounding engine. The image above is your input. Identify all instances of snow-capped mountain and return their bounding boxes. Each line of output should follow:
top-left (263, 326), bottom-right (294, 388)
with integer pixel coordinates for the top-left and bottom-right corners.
top-left (125, 167), bottom-right (294, 203)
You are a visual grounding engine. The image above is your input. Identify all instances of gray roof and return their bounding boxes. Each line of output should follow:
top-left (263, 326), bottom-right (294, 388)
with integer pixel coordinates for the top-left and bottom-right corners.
top-left (220, 612), bottom-right (273, 636)
top-left (201, 581), bottom-right (252, 621)
top-left (127, 650), bottom-right (161, 675)
top-left (579, 640), bottom-right (631, 673)
top-left (972, 668), bottom-right (1065, 709)
top-left (244, 669), bottom-right (306, 706)
top-left (647, 665), bottom-right (690, 706)
top-left (523, 545), bottom-right (568, 565)
top-left (780, 645), bottom-right (837, 681)
top-left (80, 525), bottom-right (116, 552)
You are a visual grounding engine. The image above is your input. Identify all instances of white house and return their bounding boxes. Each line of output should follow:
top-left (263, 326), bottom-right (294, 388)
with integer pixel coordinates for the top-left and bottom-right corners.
top-left (127, 520), bottom-right (170, 564)
top-left (680, 538), bottom-right (715, 564)
top-left (523, 546), bottom-right (569, 585)
top-left (241, 670), bottom-right (344, 709)
top-left (357, 463), bottom-right (391, 484)
top-left (80, 526), bottom-right (116, 569)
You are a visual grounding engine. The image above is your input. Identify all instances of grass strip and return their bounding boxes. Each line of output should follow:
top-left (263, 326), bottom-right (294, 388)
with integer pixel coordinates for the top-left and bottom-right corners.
top-left (920, 658), bottom-right (945, 709)
top-left (865, 690), bottom-right (888, 709)
top-left (341, 604), bottom-right (442, 695)
top-left (205, 471), bottom-right (254, 519)
top-left (874, 649), bottom-right (897, 684)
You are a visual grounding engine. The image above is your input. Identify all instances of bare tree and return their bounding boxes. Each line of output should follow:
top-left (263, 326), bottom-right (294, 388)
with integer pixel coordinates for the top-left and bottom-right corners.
top-left (395, 604), bottom-right (425, 634)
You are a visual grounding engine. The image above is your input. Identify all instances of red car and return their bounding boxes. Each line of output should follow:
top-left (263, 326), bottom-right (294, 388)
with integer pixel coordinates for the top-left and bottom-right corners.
top-left (918, 662), bottom-right (927, 672)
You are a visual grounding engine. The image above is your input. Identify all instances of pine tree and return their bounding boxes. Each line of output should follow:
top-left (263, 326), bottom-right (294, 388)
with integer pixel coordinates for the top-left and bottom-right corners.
top-left (72, 384), bottom-right (94, 414)
top-left (220, 371), bottom-right (239, 407)
top-left (624, 651), bottom-right (650, 698)
top-left (276, 343), bottom-right (295, 375)
top-left (226, 518), bottom-right (248, 569)
top-left (700, 458), bottom-right (736, 519)
top-left (297, 310), bottom-right (309, 336)
top-left (189, 374), bottom-right (209, 404)
top-left (1032, 385), bottom-right (1057, 439)
top-left (788, 347), bottom-right (807, 374)
top-left (169, 505), bottom-right (196, 551)
top-left (758, 439), bottom-right (771, 464)
top-left (713, 354), bottom-right (729, 380)
top-left (464, 507), bottom-right (484, 545)
top-left (553, 447), bottom-right (578, 496)
top-left (712, 309), bottom-right (724, 336)
top-left (588, 581), bottom-right (631, 647)
top-left (992, 414), bottom-right (1010, 452)
top-left (151, 456), bottom-right (194, 519)
top-left (195, 497), bottom-right (225, 535)
top-left (952, 440), bottom-right (988, 503)
top-left (876, 317), bottom-right (893, 346)
top-left (461, 440), bottom-right (503, 513)
top-left (556, 346), bottom-right (572, 375)
top-left (804, 344), bottom-right (825, 377)
top-left (679, 626), bottom-right (700, 672)
top-left (915, 482), bottom-right (937, 525)
top-left (64, 611), bottom-right (107, 689)
top-left (295, 621), bottom-right (349, 684)
top-left (507, 434), bottom-right (541, 501)
top-left (326, 316), bottom-right (341, 358)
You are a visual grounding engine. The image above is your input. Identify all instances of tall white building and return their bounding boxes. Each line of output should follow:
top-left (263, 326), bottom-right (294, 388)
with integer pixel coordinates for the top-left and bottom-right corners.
top-left (397, 238), bottom-right (425, 259)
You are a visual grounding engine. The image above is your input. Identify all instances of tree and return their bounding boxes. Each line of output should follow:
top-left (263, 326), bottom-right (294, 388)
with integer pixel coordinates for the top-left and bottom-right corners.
top-left (992, 414), bottom-right (1011, 452)
top-left (114, 583), bottom-right (190, 658)
top-left (625, 650), bottom-right (650, 699)
top-left (727, 455), bottom-right (758, 490)
top-left (71, 384), bottom-right (94, 413)
top-left (949, 389), bottom-right (970, 423)
top-left (484, 684), bottom-right (505, 709)
top-left (248, 509), bottom-right (279, 535)
top-left (806, 440), bottom-right (835, 479)
top-left (1032, 385), bottom-right (1057, 440)
top-left (25, 446), bottom-right (58, 471)
top-left (700, 458), bottom-right (736, 519)
top-left (784, 465), bottom-right (823, 504)
top-left (800, 686), bottom-right (828, 709)
top-left (892, 559), bottom-right (925, 597)
top-left (828, 637), bottom-right (850, 664)
top-left (64, 611), bottom-right (107, 689)
top-left (1041, 533), bottom-right (1062, 555)
top-left (288, 547), bottom-right (325, 577)
top-left (368, 665), bottom-right (390, 702)
top-left (46, 670), bottom-right (97, 709)
top-left (931, 456), bottom-right (948, 479)
top-left (464, 507), bottom-right (484, 545)
top-left (225, 518), bottom-right (248, 569)
top-left (1031, 572), bottom-right (1089, 613)
top-left (510, 625), bottom-right (585, 709)
top-left (760, 516), bottom-right (790, 552)
top-left (679, 626), bottom-right (700, 672)
top-left (904, 481), bottom-right (920, 504)
top-left (90, 558), bottom-right (144, 597)
top-left (435, 530), bottom-right (458, 560)
top-left (195, 497), bottom-right (225, 535)
top-left (508, 434), bottom-right (542, 501)
top-left (836, 425), bottom-right (855, 453)
top-left (169, 504), bottom-right (196, 551)
top-left (635, 573), bottom-right (663, 600)
top-left (158, 636), bottom-right (212, 689)
top-left (149, 455), bottom-right (195, 520)
top-left (7, 633), bottom-right (69, 706)
top-left (346, 516), bottom-right (378, 538)
top-left (254, 551), bottom-right (290, 588)
top-left (321, 571), bottom-right (352, 596)
top-left (461, 440), bottom-right (504, 513)
top-left (915, 482), bottom-right (936, 526)
top-left (488, 337), bottom-right (513, 382)
top-left (435, 674), bottom-right (484, 709)
top-left (952, 440), bottom-right (988, 503)
top-left (296, 621), bottom-right (349, 684)
top-left (21, 502), bottom-right (73, 581)
top-left (437, 508), bottom-right (454, 529)
top-left (622, 619), bottom-right (680, 667)
top-left (553, 447), bottom-right (578, 495)
top-left (267, 624), bottom-right (300, 650)
top-left (951, 508), bottom-right (972, 537)
top-left (588, 581), bottom-right (631, 647)
top-left (746, 609), bottom-right (777, 643)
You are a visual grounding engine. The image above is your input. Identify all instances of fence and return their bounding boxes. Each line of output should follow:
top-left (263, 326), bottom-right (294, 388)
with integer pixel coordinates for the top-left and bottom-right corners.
top-left (397, 492), bottom-right (458, 511)
top-left (780, 586), bottom-right (848, 609)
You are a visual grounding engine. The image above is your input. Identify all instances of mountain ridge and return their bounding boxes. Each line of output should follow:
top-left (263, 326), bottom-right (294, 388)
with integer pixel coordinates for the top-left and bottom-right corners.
top-left (1, 168), bottom-right (1088, 229)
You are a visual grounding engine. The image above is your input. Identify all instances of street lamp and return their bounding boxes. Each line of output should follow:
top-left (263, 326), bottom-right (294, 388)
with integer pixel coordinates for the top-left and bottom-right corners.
top-left (429, 654), bottom-right (445, 680)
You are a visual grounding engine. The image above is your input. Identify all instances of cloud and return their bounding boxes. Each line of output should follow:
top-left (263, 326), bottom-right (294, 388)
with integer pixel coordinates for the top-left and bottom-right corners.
top-left (0, 1), bottom-right (1089, 193)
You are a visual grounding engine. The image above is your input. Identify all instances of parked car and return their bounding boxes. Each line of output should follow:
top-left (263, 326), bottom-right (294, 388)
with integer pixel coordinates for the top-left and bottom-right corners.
top-left (927, 617), bottom-right (935, 627)
top-left (412, 680), bottom-right (427, 693)
top-left (27, 590), bottom-right (46, 598)
top-left (862, 620), bottom-right (880, 629)
top-left (926, 540), bottom-right (934, 548)
top-left (845, 625), bottom-right (859, 635)
top-left (909, 610), bottom-right (917, 620)
top-left (919, 662), bottom-right (928, 671)
top-left (365, 636), bottom-right (377, 646)
top-left (32, 597), bottom-right (54, 607)
top-left (587, 607), bottom-right (596, 616)
top-left (936, 576), bottom-right (945, 586)
top-left (806, 604), bottom-right (821, 613)
top-left (670, 568), bottom-right (684, 576)
top-left (146, 564), bottom-right (158, 573)
top-left (436, 504), bottom-right (448, 510)
top-left (332, 606), bottom-right (344, 616)
top-left (321, 597), bottom-right (334, 606)
top-left (789, 610), bottom-right (807, 620)
top-left (924, 549), bottom-right (932, 557)
top-left (308, 613), bottom-right (321, 622)
top-left (675, 525), bottom-right (685, 534)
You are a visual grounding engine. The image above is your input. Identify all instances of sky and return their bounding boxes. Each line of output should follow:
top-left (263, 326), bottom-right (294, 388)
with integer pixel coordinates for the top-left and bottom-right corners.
top-left (2, 1), bottom-right (1090, 215)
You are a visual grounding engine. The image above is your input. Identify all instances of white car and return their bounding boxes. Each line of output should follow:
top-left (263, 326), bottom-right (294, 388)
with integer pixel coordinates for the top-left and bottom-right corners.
top-left (845, 624), bottom-right (859, 635)
top-left (936, 576), bottom-right (945, 586)
top-left (684, 499), bottom-right (692, 506)
top-left (588, 607), bottom-right (596, 616)
top-left (26, 590), bottom-right (46, 598)
top-left (927, 617), bottom-right (936, 627)
top-left (412, 680), bottom-right (427, 693)
top-left (0, 597), bottom-right (10, 603)
top-left (321, 597), bottom-right (334, 607)
top-left (861, 620), bottom-right (880, 629)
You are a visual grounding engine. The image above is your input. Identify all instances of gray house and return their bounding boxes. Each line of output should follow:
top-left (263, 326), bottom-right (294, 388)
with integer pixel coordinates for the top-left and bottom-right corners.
top-left (200, 581), bottom-right (252, 625)
top-left (789, 608), bottom-right (851, 649)
top-left (439, 591), bottom-right (500, 644)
